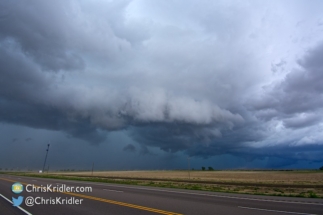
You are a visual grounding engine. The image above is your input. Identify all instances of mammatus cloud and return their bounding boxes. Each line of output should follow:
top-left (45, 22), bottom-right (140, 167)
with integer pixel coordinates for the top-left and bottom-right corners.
top-left (1, 0), bottom-right (323, 167)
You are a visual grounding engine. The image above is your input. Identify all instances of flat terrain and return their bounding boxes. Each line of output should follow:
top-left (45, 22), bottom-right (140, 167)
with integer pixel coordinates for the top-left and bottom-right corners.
top-left (52, 170), bottom-right (323, 198)
top-left (1, 174), bottom-right (323, 215)
top-left (58, 170), bottom-right (323, 185)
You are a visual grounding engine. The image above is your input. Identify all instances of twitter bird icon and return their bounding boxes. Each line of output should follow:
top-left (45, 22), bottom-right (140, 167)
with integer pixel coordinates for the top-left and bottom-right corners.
top-left (12, 196), bottom-right (23, 207)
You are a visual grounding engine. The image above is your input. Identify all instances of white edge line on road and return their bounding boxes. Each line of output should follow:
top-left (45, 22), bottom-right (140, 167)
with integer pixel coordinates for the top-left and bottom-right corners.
top-left (103, 189), bottom-right (123, 193)
top-left (0, 194), bottom-right (32, 215)
top-left (107, 186), bottom-right (323, 205)
top-left (238, 206), bottom-right (317, 215)
top-left (65, 181), bottom-right (323, 206)
top-left (5, 176), bottom-right (323, 206)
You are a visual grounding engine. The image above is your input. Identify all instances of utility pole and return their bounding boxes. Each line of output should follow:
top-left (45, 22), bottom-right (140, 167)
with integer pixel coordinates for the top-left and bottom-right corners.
top-left (187, 157), bottom-right (191, 180)
top-left (47, 165), bottom-right (49, 174)
top-left (91, 162), bottom-right (94, 176)
top-left (42, 143), bottom-right (50, 173)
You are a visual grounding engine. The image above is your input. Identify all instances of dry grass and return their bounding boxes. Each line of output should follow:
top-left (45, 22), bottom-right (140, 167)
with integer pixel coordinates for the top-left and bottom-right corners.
top-left (12, 170), bottom-right (323, 198)
top-left (56, 170), bottom-right (323, 185)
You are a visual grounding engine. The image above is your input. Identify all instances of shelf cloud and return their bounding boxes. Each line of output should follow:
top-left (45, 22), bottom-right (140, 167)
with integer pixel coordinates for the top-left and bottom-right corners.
top-left (1, 0), bottom-right (323, 167)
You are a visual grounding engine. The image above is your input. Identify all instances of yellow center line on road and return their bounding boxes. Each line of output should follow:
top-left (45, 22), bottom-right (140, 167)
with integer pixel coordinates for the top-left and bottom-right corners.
top-left (0, 177), bottom-right (182, 215)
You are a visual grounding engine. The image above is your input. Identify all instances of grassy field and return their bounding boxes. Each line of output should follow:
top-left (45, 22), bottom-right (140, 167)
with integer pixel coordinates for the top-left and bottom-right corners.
top-left (5, 170), bottom-right (323, 198)
top-left (57, 170), bottom-right (323, 184)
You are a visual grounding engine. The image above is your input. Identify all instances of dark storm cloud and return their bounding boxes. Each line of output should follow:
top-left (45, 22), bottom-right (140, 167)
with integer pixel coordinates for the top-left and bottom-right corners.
top-left (0, 0), bottom-right (121, 143)
top-left (246, 144), bottom-right (323, 168)
top-left (129, 41), bottom-right (323, 163)
top-left (0, 39), bottom-right (50, 101)
top-left (0, 98), bottom-right (106, 144)
top-left (188, 140), bottom-right (323, 168)
top-left (123, 144), bottom-right (136, 152)
top-left (25, 138), bottom-right (32, 142)
top-left (130, 113), bottom-right (267, 159)
top-left (1, 0), bottom-right (323, 168)
top-left (0, 0), bottom-right (85, 72)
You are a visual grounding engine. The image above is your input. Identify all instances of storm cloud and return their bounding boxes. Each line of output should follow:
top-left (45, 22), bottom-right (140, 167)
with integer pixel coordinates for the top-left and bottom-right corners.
top-left (1, 0), bottom-right (323, 168)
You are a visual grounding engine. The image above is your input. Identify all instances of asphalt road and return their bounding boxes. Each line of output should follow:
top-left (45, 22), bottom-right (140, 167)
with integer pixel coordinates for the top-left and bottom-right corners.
top-left (0, 174), bottom-right (322, 215)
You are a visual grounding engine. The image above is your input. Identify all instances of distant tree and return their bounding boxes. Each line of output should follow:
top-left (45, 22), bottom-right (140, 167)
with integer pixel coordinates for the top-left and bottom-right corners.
top-left (320, 166), bottom-right (323, 170)
top-left (202, 167), bottom-right (205, 171)
top-left (208, 167), bottom-right (214, 171)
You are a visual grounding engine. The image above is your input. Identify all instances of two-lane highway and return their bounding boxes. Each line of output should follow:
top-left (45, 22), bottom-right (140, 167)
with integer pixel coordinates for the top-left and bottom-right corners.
top-left (1, 174), bottom-right (322, 215)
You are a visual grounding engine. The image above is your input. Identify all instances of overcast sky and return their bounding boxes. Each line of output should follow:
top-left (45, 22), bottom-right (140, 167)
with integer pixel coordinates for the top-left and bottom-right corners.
top-left (1, 0), bottom-right (323, 170)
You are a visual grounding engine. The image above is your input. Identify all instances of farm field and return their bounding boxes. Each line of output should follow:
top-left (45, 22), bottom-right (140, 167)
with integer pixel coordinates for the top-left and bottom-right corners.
top-left (56, 170), bottom-right (323, 185)
top-left (6, 170), bottom-right (322, 198)
top-left (46, 170), bottom-right (323, 198)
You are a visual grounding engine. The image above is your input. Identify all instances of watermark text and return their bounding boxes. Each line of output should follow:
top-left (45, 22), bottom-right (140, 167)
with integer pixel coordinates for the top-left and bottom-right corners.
top-left (26, 184), bottom-right (92, 193)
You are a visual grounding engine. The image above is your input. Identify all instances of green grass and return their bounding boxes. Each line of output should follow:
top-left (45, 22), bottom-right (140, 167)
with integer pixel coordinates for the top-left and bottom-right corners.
top-left (308, 191), bottom-right (318, 198)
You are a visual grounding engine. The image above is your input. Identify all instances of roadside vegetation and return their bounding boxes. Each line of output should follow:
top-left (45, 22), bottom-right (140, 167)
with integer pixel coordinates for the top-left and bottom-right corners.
top-left (2, 170), bottom-right (323, 198)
